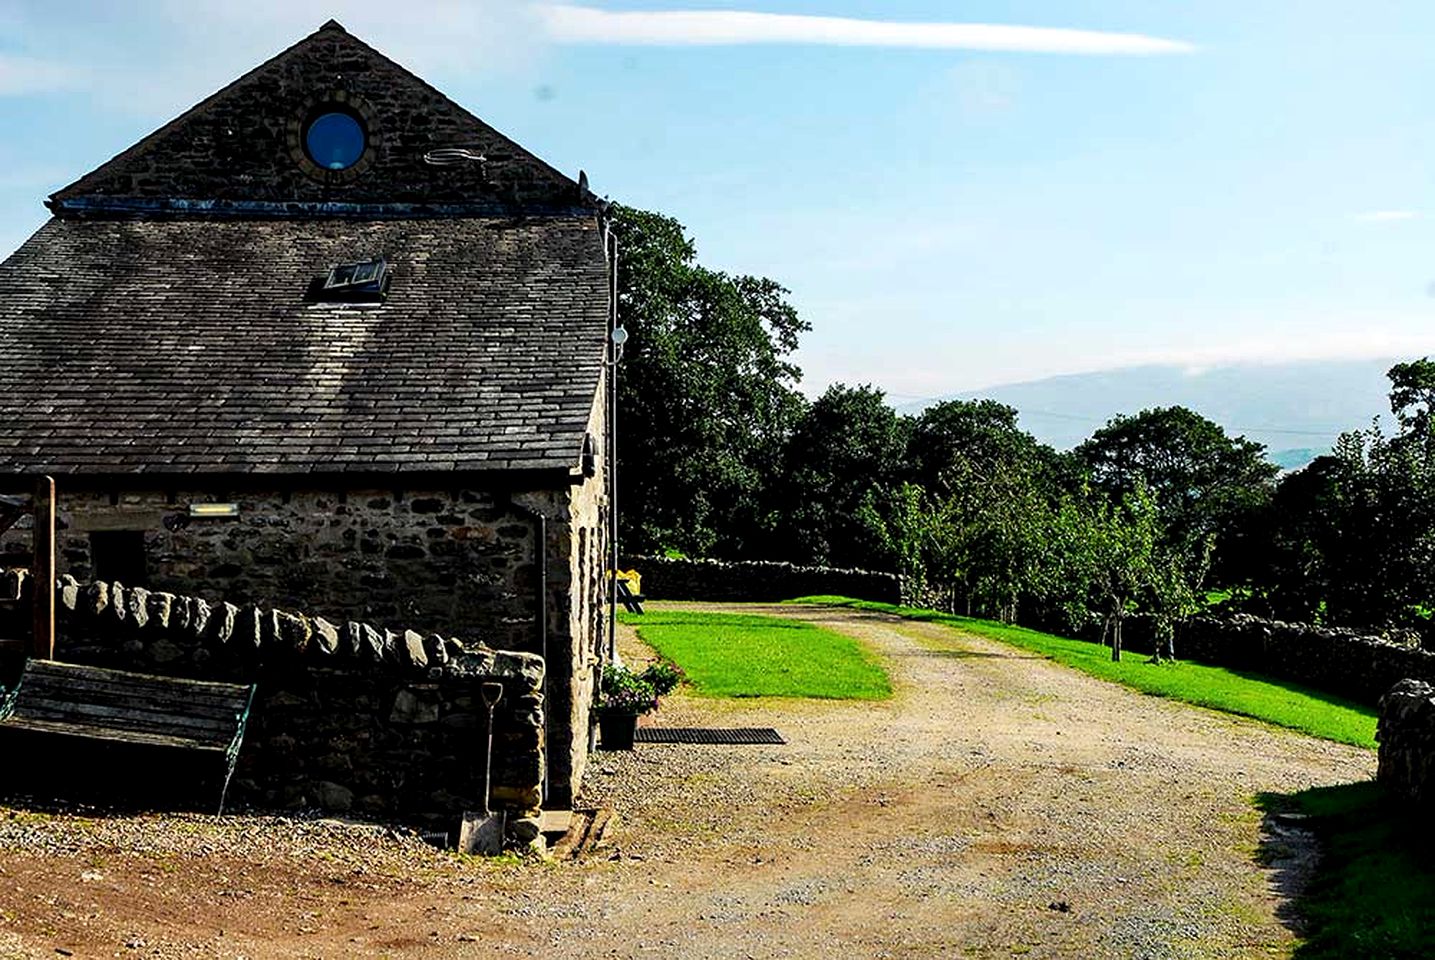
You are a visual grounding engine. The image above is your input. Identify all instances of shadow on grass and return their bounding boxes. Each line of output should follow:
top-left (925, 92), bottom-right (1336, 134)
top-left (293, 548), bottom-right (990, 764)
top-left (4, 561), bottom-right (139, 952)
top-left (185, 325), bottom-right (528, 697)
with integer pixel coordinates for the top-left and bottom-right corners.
top-left (1216, 664), bottom-right (1376, 720)
top-left (1255, 781), bottom-right (1435, 959)
top-left (901, 647), bottom-right (1045, 661)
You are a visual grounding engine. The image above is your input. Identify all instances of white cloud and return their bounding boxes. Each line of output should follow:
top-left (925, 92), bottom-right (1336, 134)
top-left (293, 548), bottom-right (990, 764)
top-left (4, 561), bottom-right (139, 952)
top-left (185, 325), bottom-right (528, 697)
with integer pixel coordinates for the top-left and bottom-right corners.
top-left (0, 54), bottom-right (83, 96)
top-left (540, 5), bottom-right (1196, 55)
top-left (1356, 210), bottom-right (1420, 222)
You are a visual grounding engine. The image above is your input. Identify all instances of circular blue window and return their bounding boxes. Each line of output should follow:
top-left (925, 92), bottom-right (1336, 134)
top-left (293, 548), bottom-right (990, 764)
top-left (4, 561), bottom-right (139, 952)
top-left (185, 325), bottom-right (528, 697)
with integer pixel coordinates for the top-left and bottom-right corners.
top-left (305, 111), bottom-right (366, 170)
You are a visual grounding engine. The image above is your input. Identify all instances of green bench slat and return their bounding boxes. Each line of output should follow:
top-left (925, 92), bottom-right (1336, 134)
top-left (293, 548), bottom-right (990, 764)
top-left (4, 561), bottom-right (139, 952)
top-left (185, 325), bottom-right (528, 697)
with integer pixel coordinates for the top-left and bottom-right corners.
top-left (2, 716), bottom-right (229, 752)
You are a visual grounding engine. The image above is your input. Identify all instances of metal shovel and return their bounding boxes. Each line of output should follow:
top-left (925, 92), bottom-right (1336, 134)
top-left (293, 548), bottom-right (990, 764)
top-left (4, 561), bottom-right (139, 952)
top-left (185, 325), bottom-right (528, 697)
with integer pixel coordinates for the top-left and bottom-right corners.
top-left (458, 681), bottom-right (506, 855)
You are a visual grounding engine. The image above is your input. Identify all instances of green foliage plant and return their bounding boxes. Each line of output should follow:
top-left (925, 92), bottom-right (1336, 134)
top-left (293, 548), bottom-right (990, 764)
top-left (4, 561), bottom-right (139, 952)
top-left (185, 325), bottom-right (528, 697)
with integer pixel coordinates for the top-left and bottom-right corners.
top-left (640, 660), bottom-right (684, 696)
top-left (597, 662), bottom-right (661, 715)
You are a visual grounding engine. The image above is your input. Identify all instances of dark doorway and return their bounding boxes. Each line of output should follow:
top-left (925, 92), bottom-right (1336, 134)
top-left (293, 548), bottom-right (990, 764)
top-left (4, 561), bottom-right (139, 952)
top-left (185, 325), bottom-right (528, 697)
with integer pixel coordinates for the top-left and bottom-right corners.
top-left (89, 531), bottom-right (148, 584)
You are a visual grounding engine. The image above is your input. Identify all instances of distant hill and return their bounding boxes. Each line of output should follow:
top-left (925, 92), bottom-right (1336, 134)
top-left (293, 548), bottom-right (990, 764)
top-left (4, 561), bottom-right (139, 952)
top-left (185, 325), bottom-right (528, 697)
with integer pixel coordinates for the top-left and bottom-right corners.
top-left (904, 359), bottom-right (1406, 468)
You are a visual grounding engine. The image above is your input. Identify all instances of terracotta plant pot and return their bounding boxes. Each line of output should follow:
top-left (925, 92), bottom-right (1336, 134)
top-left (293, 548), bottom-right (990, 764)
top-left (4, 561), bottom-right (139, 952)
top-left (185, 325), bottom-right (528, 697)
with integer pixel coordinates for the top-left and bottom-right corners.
top-left (597, 711), bottom-right (639, 750)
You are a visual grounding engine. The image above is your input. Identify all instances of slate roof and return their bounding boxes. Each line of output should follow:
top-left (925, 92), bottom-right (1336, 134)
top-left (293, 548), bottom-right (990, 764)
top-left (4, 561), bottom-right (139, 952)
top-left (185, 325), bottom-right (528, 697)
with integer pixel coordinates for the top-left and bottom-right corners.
top-left (0, 21), bottom-right (611, 480)
top-left (0, 216), bottom-right (608, 476)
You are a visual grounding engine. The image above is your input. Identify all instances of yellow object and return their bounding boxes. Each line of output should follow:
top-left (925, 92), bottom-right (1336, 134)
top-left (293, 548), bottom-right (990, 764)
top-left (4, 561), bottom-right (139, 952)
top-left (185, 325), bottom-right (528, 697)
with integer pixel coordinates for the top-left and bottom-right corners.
top-left (609, 569), bottom-right (641, 594)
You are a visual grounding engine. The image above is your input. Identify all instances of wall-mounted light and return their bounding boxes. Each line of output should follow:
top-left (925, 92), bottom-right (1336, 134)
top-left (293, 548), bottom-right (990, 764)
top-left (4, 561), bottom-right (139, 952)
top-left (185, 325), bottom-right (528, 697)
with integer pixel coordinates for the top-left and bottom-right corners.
top-left (188, 503), bottom-right (239, 518)
top-left (609, 324), bottom-right (628, 365)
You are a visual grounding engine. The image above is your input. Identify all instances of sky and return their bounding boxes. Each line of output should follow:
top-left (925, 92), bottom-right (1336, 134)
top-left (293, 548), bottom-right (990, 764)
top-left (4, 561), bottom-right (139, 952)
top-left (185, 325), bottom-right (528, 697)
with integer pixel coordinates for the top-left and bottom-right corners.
top-left (4, 1), bottom-right (1435, 402)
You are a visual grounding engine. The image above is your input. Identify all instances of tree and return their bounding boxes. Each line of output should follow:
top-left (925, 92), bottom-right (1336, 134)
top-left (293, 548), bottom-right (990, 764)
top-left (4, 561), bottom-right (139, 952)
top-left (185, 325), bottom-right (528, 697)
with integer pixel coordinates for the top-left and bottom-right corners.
top-left (857, 400), bottom-right (1081, 620)
top-left (1253, 359), bottom-right (1435, 631)
top-left (612, 205), bottom-right (809, 558)
top-left (1388, 357), bottom-right (1435, 437)
top-left (1081, 484), bottom-right (1161, 662)
top-left (773, 384), bottom-right (908, 568)
top-left (1076, 406), bottom-right (1277, 587)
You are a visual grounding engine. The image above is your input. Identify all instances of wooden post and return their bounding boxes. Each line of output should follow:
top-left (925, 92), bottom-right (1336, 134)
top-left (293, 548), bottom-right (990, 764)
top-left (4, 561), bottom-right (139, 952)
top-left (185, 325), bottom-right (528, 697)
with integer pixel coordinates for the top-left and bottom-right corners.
top-left (31, 475), bottom-right (55, 661)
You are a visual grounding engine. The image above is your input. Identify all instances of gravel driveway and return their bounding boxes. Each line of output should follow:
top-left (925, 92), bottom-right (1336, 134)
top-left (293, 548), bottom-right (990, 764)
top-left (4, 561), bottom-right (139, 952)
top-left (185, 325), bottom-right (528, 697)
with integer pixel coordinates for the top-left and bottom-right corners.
top-left (0, 601), bottom-right (1374, 958)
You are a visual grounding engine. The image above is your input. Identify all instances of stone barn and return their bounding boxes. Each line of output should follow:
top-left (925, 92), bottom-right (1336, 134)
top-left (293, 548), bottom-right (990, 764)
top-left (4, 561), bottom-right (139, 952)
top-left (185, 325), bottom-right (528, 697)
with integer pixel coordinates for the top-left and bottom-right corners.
top-left (0, 21), bottom-right (613, 814)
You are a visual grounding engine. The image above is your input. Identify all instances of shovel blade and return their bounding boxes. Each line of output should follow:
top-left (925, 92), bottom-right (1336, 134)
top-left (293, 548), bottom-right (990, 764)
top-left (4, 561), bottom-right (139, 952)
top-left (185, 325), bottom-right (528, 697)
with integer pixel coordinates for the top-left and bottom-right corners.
top-left (458, 811), bottom-right (506, 856)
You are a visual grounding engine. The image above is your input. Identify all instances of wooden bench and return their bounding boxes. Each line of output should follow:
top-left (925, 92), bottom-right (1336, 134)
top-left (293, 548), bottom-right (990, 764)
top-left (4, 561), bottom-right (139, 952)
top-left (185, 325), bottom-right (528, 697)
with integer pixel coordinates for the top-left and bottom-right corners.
top-left (616, 578), bottom-right (646, 615)
top-left (0, 660), bottom-right (256, 814)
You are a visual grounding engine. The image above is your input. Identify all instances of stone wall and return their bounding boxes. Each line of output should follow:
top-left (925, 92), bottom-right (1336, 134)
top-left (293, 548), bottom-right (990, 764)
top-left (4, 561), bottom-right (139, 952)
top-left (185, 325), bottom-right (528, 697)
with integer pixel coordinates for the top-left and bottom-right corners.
top-left (542, 381), bottom-right (609, 805)
top-left (622, 556), bottom-right (902, 605)
top-left (0, 472), bottom-right (610, 807)
top-left (1159, 615), bottom-right (1435, 705)
top-left (0, 486), bottom-right (547, 651)
top-left (0, 573), bottom-right (545, 843)
top-left (1377, 679), bottom-right (1435, 806)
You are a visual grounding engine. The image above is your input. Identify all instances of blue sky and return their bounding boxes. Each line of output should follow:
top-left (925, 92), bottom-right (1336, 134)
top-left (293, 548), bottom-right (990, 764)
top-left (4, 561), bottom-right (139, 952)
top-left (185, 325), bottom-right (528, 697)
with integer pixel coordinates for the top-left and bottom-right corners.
top-left (4, 1), bottom-right (1435, 400)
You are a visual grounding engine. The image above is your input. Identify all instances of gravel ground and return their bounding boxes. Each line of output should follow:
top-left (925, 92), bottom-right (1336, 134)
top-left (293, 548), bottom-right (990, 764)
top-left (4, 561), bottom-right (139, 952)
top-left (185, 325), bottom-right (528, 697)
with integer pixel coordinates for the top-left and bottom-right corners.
top-left (0, 601), bottom-right (1375, 958)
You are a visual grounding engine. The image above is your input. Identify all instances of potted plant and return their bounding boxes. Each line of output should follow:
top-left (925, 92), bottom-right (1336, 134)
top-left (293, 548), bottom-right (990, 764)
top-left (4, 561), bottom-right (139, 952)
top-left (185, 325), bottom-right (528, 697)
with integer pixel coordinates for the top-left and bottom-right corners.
top-left (595, 660), bottom-right (684, 750)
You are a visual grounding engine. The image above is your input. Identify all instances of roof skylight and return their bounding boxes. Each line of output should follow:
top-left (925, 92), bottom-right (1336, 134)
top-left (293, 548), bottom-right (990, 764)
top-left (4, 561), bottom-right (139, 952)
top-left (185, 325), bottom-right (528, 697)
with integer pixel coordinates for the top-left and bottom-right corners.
top-left (313, 257), bottom-right (389, 303)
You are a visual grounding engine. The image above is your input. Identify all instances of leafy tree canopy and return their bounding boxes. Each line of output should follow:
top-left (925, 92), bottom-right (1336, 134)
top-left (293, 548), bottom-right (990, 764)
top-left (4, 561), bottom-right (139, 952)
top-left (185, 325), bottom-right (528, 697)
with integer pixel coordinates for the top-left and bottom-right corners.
top-left (1076, 406), bottom-right (1277, 555)
top-left (612, 205), bottom-right (809, 558)
top-left (775, 383), bottom-right (907, 568)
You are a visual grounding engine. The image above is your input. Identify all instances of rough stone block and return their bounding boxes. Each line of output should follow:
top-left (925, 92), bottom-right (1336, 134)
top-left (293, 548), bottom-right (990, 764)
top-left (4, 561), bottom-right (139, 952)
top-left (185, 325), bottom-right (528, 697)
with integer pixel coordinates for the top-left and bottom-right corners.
top-left (423, 633), bottom-right (449, 668)
top-left (360, 623), bottom-right (386, 662)
top-left (273, 609), bottom-right (312, 652)
top-left (58, 574), bottom-right (80, 612)
top-left (150, 639), bottom-right (184, 664)
top-left (508, 816), bottom-right (542, 844)
top-left (82, 580), bottom-right (109, 617)
top-left (236, 606), bottom-right (263, 649)
top-left (147, 591), bottom-right (174, 630)
top-left (126, 586), bottom-right (150, 630)
top-left (211, 601), bottom-right (239, 643)
top-left (402, 629), bottom-right (428, 670)
top-left (171, 595), bottom-right (192, 632)
top-left (312, 617), bottom-right (340, 656)
top-left (391, 687), bottom-right (441, 724)
top-left (0, 568), bottom-right (24, 601)
top-left (312, 781), bottom-right (354, 813)
top-left (110, 582), bottom-right (127, 623)
top-left (190, 597), bottom-right (211, 638)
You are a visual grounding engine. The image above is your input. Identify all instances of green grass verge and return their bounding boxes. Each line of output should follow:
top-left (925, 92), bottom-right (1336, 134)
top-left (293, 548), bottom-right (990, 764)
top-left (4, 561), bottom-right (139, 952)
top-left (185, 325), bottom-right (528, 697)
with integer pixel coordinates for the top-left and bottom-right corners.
top-left (1258, 782), bottom-right (1435, 958)
top-left (618, 609), bottom-right (891, 700)
top-left (788, 596), bottom-right (1376, 748)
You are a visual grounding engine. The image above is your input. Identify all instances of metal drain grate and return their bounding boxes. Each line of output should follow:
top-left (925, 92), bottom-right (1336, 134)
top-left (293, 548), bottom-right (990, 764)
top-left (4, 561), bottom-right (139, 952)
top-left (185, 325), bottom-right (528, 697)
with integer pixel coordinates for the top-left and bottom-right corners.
top-left (634, 727), bottom-right (786, 745)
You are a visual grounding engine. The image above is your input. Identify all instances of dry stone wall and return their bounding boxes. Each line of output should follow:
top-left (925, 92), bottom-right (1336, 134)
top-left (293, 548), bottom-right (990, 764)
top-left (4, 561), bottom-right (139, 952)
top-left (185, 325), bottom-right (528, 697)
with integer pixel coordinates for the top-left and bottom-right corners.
top-left (1166, 614), bottom-right (1435, 705)
top-left (0, 573), bottom-right (545, 843)
top-left (1378, 679), bottom-right (1435, 807)
top-left (623, 555), bottom-right (901, 605)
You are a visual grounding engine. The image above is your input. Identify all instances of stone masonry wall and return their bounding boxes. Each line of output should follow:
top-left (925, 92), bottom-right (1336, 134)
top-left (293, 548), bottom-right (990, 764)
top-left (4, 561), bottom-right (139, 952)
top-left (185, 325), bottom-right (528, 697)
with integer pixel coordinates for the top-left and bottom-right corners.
top-left (0, 477), bottom-right (611, 807)
top-left (549, 379), bottom-right (609, 804)
top-left (1160, 614), bottom-right (1435, 705)
top-left (0, 572), bottom-right (545, 842)
top-left (1377, 679), bottom-right (1435, 807)
top-left (0, 487), bottom-right (547, 652)
top-left (622, 555), bottom-right (902, 605)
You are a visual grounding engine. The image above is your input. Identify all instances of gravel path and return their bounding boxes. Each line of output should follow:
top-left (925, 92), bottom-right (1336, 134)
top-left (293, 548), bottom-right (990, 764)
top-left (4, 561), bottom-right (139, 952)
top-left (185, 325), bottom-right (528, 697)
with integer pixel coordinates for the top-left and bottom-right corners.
top-left (0, 601), bottom-right (1374, 958)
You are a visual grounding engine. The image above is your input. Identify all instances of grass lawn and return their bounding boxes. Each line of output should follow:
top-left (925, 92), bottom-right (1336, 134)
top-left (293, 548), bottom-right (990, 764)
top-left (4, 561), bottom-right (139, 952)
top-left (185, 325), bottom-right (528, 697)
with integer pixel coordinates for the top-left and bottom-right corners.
top-left (1258, 782), bottom-right (1435, 958)
top-left (790, 597), bottom-right (1376, 748)
top-left (618, 609), bottom-right (890, 700)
